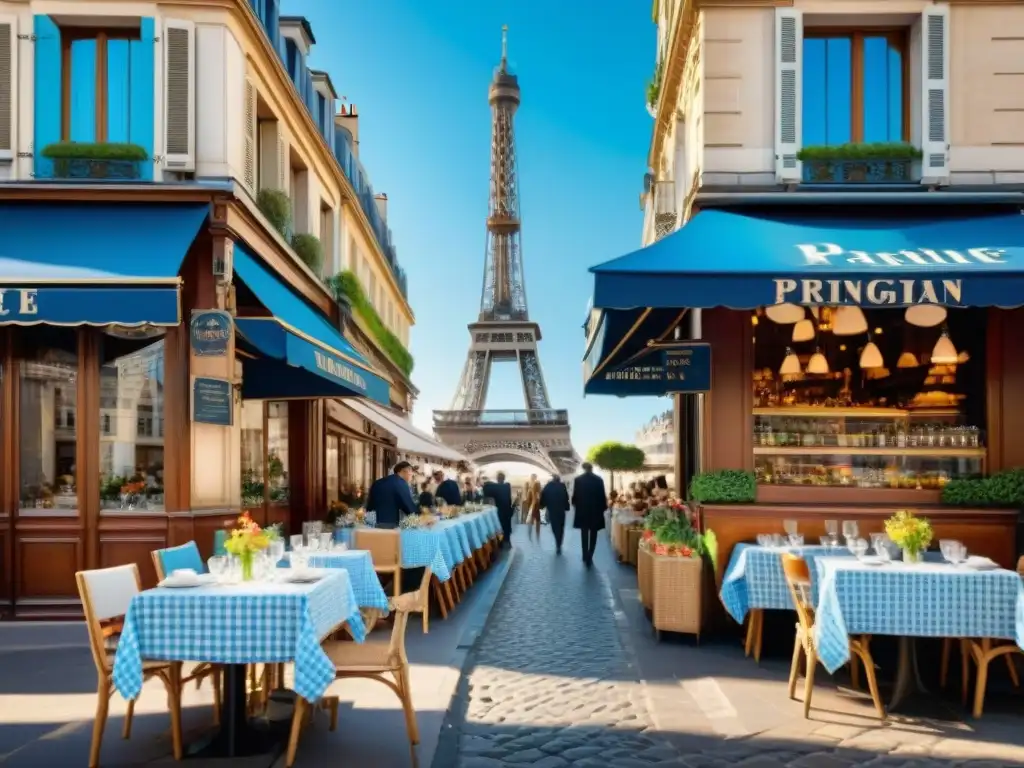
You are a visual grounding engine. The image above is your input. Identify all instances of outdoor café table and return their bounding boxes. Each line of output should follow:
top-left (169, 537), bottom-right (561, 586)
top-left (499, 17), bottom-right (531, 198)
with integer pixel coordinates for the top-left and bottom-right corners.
top-left (719, 544), bottom-right (852, 661)
top-left (112, 569), bottom-right (365, 757)
top-left (290, 549), bottom-right (390, 631)
top-left (814, 557), bottom-right (1024, 712)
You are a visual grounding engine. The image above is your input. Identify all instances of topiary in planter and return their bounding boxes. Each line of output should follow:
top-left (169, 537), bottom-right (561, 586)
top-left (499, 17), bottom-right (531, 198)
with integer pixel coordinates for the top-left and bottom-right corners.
top-left (257, 188), bottom-right (291, 238)
top-left (291, 233), bottom-right (323, 274)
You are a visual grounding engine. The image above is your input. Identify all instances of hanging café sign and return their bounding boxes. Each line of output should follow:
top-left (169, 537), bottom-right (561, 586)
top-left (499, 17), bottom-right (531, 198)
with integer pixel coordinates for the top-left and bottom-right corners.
top-left (774, 243), bottom-right (1010, 307)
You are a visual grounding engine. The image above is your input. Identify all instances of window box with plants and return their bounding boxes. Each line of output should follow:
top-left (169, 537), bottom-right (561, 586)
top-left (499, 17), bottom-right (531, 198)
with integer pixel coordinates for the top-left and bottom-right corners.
top-left (639, 501), bottom-right (718, 640)
top-left (646, 59), bottom-right (663, 118)
top-left (326, 270), bottom-right (414, 377)
top-left (798, 143), bottom-right (922, 184)
top-left (41, 142), bottom-right (148, 181)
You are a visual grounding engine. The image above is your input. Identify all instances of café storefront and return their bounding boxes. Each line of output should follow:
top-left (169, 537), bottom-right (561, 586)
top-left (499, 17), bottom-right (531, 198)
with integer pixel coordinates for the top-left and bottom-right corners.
top-left (585, 202), bottom-right (1024, 600)
top-left (0, 192), bottom-right (395, 618)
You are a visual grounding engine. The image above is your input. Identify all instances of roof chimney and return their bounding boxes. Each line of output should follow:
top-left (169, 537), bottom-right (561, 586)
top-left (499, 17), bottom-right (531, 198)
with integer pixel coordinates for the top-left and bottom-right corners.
top-left (374, 193), bottom-right (388, 223)
top-left (335, 104), bottom-right (359, 157)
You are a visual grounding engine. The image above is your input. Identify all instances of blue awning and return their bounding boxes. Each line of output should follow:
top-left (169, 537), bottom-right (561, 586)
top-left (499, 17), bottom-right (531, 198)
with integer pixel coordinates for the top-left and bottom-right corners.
top-left (233, 246), bottom-right (390, 405)
top-left (0, 203), bottom-right (208, 325)
top-left (590, 210), bottom-right (1024, 311)
top-left (583, 307), bottom-right (684, 393)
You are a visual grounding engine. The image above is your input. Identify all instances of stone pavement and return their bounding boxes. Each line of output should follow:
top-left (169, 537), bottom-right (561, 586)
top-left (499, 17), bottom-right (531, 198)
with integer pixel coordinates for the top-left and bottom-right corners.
top-left (435, 523), bottom-right (1024, 768)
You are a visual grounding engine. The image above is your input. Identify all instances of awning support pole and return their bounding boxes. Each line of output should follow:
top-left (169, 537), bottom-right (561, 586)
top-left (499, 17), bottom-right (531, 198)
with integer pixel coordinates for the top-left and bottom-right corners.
top-left (675, 309), bottom-right (704, 498)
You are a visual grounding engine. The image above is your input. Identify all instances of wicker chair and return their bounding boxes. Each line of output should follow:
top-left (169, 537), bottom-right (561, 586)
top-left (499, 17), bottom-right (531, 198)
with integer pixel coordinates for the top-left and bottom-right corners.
top-left (781, 554), bottom-right (885, 719)
top-left (76, 565), bottom-right (184, 767)
top-left (284, 568), bottom-right (431, 767)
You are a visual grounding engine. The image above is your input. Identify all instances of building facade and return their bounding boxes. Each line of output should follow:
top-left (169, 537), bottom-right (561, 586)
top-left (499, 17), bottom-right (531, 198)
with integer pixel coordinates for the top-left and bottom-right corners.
top-left (0, 0), bottom-right (455, 617)
top-left (635, 410), bottom-right (675, 487)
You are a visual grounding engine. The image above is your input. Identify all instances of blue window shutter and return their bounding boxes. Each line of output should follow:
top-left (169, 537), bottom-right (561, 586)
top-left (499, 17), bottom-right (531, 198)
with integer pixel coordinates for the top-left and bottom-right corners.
top-left (33, 15), bottom-right (61, 179)
top-left (129, 17), bottom-right (155, 180)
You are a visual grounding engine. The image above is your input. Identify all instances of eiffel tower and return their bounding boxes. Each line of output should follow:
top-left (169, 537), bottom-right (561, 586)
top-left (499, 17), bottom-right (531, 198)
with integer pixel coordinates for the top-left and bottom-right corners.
top-left (433, 27), bottom-right (579, 476)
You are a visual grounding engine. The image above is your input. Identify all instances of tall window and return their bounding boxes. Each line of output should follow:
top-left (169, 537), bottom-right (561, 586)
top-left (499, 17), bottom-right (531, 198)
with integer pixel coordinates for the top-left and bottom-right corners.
top-left (326, 433), bottom-right (340, 503)
top-left (348, 438), bottom-right (367, 495)
top-left (266, 401), bottom-right (290, 503)
top-left (63, 27), bottom-right (144, 143)
top-left (240, 400), bottom-right (264, 507)
top-left (803, 31), bottom-right (908, 146)
top-left (19, 328), bottom-right (78, 513)
top-left (99, 332), bottom-right (165, 511)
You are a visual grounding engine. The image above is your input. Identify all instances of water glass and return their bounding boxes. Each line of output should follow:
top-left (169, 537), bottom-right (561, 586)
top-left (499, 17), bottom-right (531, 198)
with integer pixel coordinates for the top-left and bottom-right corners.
top-left (824, 520), bottom-right (839, 538)
top-left (208, 555), bottom-right (227, 580)
top-left (788, 533), bottom-right (804, 547)
top-left (842, 520), bottom-right (859, 544)
top-left (270, 540), bottom-right (285, 565)
top-left (319, 532), bottom-right (333, 551)
top-left (756, 534), bottom-right (771, 548)
top-left (290, 534), bottom-right (303, 553)
top-left (850, 538), bottom-right (869, 559)
top-left (783, 519), bottom-right (798, 536)
top-left (819, 535), bottom-right (831, 548)
top-left (365, 510), bottom-right (377, 528)
top-left (870, 533), bottom-right (887, 554)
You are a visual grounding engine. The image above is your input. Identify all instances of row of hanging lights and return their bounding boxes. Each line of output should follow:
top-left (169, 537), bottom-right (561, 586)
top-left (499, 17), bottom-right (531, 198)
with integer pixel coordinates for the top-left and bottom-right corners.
top-left (767, 303), bottom-right (960, 376)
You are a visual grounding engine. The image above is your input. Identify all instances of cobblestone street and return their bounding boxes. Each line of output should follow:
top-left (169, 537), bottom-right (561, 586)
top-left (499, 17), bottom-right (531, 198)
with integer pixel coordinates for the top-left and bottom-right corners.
top-left (435, 524), bottom-right (1024, 768)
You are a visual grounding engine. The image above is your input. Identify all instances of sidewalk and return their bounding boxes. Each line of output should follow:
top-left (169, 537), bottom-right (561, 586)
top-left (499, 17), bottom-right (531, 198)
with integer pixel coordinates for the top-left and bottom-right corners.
top-left (0, 551), bottom-right (513, 768)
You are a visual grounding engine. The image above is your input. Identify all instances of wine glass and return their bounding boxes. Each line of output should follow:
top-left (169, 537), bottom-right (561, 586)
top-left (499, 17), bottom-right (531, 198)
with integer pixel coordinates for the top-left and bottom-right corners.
top-left (939, 539), bottom-right (957, 564)
top-left (270, 540), bottom-right (285, 566)
top-left (788, 533), bottom-right (804, 548)
top-left (783, 519), bottom-right (798, 537)
top-left (208, 556), bottom-right (227, 581)
top-left (870, 533), bottom-right (887, 555)
top-left (756, 534), bottom-right (771, 548)
top-left (319, 532), bottom-right (333, 551)
top-left (290, 534), bottom-right (303, 553)
top-left (842, 520), bottom-right (859, 544)
top-left (850, 537), bottom-right (869, 559)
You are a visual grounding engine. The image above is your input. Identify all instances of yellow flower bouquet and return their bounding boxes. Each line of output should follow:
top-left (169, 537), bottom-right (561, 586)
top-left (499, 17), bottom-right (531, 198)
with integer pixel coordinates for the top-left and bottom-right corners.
top-left (884, 510), bottom-right (933, 563)
top-left (223, 512), bottom-right (272, 580)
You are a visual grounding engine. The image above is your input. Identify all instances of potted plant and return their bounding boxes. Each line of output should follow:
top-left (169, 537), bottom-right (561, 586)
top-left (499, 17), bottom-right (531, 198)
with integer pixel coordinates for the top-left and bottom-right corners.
top-left (646, 59), bottom-right (664, 117)
top-left (797, 142), bottom-right (923, 184)
top-left (41, 141), bottom-right (148, 180)
top-left (689, 470), bottom-right (756, 504)
top-left (884, 510), bottom-right (933, 564)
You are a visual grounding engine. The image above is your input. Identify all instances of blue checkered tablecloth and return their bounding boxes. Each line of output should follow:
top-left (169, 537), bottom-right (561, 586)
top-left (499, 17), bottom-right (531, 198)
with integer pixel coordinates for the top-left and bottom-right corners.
top-left (720, 544), bottom-right (853, 623)
top-left (814, 558), bottom-right (1024, 674)
top-left (112, 570), bottom-right (364, 703)
top-left (290, 551), bottom-right (389, 611)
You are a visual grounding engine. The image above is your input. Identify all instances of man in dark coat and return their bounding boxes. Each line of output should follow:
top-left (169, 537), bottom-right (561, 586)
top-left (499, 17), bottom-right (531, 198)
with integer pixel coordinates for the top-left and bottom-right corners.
top-left (539, 474), bottom-right (570, 555)
top-left (366, 461), bottom-right (418, 528)
top-left (482, 471), bottom-right (514, 547)
top-left (433, 470), bottom-right (463, 506)
top-left (571, 462), bottom-right (608, 567)
top-left (462, 477), bottom-right (480, 503)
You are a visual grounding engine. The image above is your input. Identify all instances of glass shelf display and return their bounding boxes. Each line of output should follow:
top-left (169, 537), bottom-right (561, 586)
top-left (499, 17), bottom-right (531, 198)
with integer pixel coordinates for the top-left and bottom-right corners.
top-left (752, 407), bottom-right (985, 490)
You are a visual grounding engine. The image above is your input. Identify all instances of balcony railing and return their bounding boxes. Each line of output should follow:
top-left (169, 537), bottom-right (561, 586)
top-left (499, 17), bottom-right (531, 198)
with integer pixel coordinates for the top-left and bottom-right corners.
top-left (434, 409), bottom-right (570, 428)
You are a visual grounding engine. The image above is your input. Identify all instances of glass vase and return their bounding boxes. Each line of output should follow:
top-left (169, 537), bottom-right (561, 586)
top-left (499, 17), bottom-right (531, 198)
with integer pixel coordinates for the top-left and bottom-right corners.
top-left (240, 550), bottom-right (255, 581)
top-left (902, 547), bottom-right (922, 564)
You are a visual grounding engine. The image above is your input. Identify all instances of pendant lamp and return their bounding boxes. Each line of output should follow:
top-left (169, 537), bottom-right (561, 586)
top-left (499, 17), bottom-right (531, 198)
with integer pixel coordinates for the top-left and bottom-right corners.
top-left (807, 348), bottom-right (830, 374)
top-left (931, 328), bottom-right (958, 364)
top-left (832, 306), bottom-right (868, 336)
top-left (859, 340), bottom-right (884, 369)
top-left (905, 304), bottom-right (947, 328)
top-left (896, 351), bottom-right (919, 368)
top-left (779, 347), bottom-right (802, 375)
top-left (792, 318), bottom-right (815, 343)
top-left (765, 303), bottom-right (806, 324)
top-left (957, 350), bottom-right (971, 364)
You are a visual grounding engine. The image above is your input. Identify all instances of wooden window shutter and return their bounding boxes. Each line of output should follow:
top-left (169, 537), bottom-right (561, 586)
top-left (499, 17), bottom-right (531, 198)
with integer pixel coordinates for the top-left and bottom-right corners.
top-left (774, 8), bottom-right (802, 183)
top-left (242, 77), bottom-right (256, 191)
top-left (163, 19), bottom-right (196, 172)
top-left (921, 5), bottom-right (949, 184)
top-left (0, 15), bottom-right (17, 163)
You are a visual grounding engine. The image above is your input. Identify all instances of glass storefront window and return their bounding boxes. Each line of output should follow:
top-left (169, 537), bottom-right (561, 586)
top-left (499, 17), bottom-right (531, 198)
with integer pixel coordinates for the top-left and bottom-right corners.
top-left (751, 307), bottom-right (987, 490)
top-left (326, 433), bottom-right (339, 503)
top-left (99, 333), bottom-right (166, 511)
top-left (20, 328), bottom-right (79, 513)
top-left (266, 401), bottom-right (289, 503)
top-left (240, 400), bottom-right (265, 507)
top-left (345, 438), bottom-right (367, 507)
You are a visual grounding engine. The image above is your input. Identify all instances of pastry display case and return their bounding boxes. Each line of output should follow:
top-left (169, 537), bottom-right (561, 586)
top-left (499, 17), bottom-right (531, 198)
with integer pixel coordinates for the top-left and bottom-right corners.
top-left (753, 407), bottom-right (985, 490)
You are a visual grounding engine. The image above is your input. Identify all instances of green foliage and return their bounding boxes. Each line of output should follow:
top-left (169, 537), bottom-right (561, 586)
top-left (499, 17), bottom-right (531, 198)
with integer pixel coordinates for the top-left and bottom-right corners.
top-left (688, 470), bottom-right (756, 504)
top-left (646, 59), bottom-right (663, 108)
top-left (325, 270), bottom-right (414, 377)
top-left (101, 475), bottom-right (127, 501)
top-left (586, 441), bottom-right (646, 472)
top-left (703, 528), bottom-right (719, 574)
top-left (942, 468), bottom-right (1024, 508)
top-left (644, 505), bottom-right (671, 532)
top-left (42, 141), bottom-right (148, 160)
top-left (290, 233), bottom-right (323, 274)
top-left (797, 142), bottom-right (923, 162)
top-left (257, 188), bottom-right (291, 238)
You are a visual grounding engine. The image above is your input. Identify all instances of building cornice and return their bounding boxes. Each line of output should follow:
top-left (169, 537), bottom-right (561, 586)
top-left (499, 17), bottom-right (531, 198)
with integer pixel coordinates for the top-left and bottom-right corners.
top-left (165, 0), bottom-right (414, 323)
top-left (648, 0), bottom-right (697, 170)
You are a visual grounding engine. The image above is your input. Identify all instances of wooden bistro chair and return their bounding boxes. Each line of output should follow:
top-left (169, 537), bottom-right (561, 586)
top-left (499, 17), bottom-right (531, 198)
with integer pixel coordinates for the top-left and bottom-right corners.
top-left (780, 553), bottom-right (885, 719)
top-left (939, 555), bottom-right (1024, 716)
top-left (151, 542), bottom-right (223, 721)
top-left (76, 564), bottom-right (184, 768)
top-left (355, 527), bottom-right (436, 635)
top-left (285, 568), bottom-right (433, 767)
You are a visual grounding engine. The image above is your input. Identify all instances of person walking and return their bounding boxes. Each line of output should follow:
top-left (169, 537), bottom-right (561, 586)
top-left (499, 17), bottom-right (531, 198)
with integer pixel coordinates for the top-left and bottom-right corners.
top-left (525, 473), bottom-right (542, 540)
top-left (539, 474), bottom-right (570, 555)
top-left (482, 471), bottom-right (514, 548)
top-left (571, 462), bottom-right (608, 567)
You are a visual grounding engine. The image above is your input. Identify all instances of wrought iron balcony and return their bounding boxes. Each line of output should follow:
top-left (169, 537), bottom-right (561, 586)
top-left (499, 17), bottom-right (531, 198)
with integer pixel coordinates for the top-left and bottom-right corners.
top-left (652, 180), bottom-right (678, 240)
top-left (434, 409), bottom-right (570, 428)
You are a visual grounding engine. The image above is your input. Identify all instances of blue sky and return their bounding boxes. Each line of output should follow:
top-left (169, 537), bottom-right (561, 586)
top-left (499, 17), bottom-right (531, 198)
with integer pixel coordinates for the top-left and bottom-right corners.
top-left (287, 0), bottom-right (667, 468)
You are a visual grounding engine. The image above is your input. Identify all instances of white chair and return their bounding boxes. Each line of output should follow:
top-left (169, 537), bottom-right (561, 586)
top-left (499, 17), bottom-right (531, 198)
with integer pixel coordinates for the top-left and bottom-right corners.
top-left (76, 564), bottom-right (183, 767)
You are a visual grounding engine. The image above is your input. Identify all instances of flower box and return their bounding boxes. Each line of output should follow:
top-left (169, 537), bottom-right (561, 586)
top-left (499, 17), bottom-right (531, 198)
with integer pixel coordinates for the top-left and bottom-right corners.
top-left (52, 157), bottom-right (142, 180)
top-left (802, 158), bottom-right (915, 184)
top-left (637, 543), bottom-right (654, 611)
top-left (650, 552), bottom-right (703, 638)
top-left (626, 526), bottom-right (642, 566)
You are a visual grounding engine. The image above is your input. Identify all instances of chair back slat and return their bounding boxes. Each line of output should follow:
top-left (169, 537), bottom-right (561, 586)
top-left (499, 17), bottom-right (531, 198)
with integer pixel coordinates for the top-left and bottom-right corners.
top-left (387, 566), bottom-right (432, 662)
top-left (354, 529), bottom-right (401, 566)
top-left (781, 553), bottom-right (815, 631)
top-left (152, 541), bottom-right (204, 581)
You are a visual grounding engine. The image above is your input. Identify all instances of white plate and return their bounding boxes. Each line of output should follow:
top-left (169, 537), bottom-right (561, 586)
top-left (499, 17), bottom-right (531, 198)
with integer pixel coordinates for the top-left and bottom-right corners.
top-left (963, 558), bottom-right (999, 571)
top-left (285, 572), bottom-right (323, 584)
top-left (159, 573), bottom-right (216, 588)
top-left (858, 556), bottom-right (887, 566)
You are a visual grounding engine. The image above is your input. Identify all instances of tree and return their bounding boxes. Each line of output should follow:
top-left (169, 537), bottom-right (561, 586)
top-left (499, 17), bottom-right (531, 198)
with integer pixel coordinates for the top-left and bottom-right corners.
top-left (586, 441), bottom-right (646, 492)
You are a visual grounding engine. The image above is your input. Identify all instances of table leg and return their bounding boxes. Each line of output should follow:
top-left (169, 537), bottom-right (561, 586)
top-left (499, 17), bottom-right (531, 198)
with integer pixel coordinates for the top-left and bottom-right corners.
top-left (186, 663), bottom-right (285, 758)
top-left (888, 637), bottom-right (928, 711)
